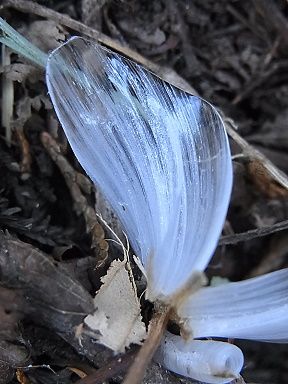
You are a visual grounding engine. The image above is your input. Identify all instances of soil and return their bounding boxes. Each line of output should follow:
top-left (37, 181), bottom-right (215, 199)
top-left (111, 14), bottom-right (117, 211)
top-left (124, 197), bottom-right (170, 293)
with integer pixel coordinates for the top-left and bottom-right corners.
top-left (0, 1), bottom-right (288, 383)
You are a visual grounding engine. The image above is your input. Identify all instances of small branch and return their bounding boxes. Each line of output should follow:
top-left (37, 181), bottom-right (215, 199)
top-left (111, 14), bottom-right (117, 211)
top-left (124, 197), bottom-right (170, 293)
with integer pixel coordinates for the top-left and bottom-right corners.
top-left (123, 305), bottom-right (171, 384)
top-left (219, 219), bottom-right (288, 246)
top-left (1, 45), bottom-right (14, 146)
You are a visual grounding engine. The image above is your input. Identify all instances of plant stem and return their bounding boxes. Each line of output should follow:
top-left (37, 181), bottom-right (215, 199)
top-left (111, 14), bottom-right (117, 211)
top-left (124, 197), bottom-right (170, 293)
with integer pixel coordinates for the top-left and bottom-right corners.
top-left (123, 305), bottom-right (171, 384)
top-left (1, 44), bottom-right (14, 146)
top-left (0, 17), bottom-right (47, 67)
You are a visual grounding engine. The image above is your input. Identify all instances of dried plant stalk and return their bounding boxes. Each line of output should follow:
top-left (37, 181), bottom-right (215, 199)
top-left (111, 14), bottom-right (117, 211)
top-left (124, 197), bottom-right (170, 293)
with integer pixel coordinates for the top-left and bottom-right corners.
top-left (123, 305), bottom-right (171, 384)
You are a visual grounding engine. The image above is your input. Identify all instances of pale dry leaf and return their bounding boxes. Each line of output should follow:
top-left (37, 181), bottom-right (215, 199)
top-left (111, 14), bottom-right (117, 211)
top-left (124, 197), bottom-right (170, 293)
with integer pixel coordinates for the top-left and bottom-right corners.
top-left (84, 259), bottom-right (146, 352)
top-left (85, 309), bottom-right (108, 332)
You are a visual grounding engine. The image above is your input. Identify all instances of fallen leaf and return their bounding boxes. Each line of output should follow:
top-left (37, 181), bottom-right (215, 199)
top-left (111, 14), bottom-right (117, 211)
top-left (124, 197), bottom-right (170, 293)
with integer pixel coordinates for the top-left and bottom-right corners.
top-left (247, 159), bottom-right (288, 198)
top-left (0, 232), bottom-right (94, 333)
top-left (84, 259), bottom-right (146, 352)
top-left (16, 370), bottom-right (30, 384)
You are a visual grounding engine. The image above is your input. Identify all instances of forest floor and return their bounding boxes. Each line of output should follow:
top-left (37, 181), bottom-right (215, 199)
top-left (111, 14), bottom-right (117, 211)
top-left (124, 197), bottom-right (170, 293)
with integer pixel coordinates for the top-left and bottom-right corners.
top-left (0, 1), bottom-right (288, 383)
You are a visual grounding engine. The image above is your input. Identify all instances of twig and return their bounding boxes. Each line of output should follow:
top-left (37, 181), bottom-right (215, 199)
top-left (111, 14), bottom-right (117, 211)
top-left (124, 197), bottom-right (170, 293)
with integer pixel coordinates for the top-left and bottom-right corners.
top-left (1, 44), bottom-right (14, 146)
top-left (123, 305), bottom-right (171, 384)
top-left (41, 132), bottom-right (109, 266)
top-left (219, 219), bottom-right (288, 246)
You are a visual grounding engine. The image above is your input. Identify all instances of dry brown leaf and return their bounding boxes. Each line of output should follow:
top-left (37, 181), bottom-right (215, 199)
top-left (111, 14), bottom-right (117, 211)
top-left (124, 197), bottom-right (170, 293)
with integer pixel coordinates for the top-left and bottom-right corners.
top-left (84, 259), bottom-right (146, 352)
top-left (225, 120), bottom-right (288, 196)
top-left (16, 370), bottom-right (30, 384)
top-left (247, 159), bottom-right (288, 198)
top-left (67, 367), bottom-right (87, 379)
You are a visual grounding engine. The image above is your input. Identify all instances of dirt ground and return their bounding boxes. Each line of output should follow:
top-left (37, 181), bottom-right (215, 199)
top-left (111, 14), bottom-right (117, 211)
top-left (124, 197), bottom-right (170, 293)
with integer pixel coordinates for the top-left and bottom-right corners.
top-left (0, 1), bottom-right (288, 383)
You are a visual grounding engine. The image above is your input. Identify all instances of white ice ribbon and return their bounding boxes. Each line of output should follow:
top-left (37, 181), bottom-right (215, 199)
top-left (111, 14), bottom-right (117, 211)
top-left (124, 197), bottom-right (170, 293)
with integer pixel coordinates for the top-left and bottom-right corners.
top-left (155, 332), bottom-right (244, 384)
top-left (179, 268), bottom-right (288, 342)
top-left (45, 37), bottom-right (288, 384)
top-left (46, 37), bottom-right (233, 301)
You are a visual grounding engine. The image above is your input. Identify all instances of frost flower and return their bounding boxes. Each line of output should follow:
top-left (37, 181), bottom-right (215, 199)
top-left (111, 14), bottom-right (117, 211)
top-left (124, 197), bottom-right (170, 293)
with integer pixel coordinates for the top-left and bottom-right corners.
top-left (156, 268), bottom-right (288, 383)
top-left (1, 22), bottom-right (287, 383)
top-left (44, 37), bottom-right (288, 384)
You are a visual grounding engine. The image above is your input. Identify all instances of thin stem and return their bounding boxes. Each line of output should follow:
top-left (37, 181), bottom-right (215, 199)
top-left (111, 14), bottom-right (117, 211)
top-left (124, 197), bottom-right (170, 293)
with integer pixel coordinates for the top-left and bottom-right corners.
top-left (123, 305), bottom-right (171, 384)
top-left (0, 17), bottom-right (47, 67)
top-left (1, 44), bottom-right (14, 146)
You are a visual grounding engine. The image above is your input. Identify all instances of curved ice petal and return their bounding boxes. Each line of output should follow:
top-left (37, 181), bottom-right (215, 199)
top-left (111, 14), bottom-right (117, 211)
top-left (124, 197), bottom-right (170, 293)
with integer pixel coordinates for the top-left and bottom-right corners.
top-left (46, 37), bottom-right (232, 299)
top-left (179, 268), bottom-right (288, 341)
top-left (154, 332), bottom-right (243, 384)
